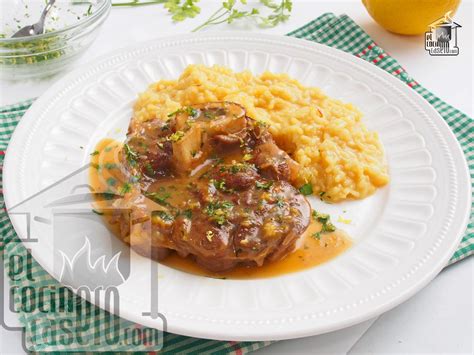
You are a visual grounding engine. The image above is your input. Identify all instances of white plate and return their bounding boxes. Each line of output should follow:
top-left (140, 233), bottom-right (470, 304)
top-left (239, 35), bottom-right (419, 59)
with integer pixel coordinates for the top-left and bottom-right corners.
top-left (4, 33), bottom-right (471, 341)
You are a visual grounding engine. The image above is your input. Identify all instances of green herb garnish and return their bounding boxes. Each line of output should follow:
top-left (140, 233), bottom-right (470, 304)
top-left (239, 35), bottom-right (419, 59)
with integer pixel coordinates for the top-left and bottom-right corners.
top-left (168, 131), bottom-right (185, 142)
top-left (146, 191), bottom-right (171, 206)
top-left (124, 143), bottom-right (138, 166)
top-left (111, 0), bottom-right (292, 31)
top-left (91, 163), bottom-right (102, 171)
top-left (165, 0), bottom-right (201, 21)
top-left (204, 200), bottom-right (234, 225)
top-left (256, 181), bottom-right (273, 190)
top-left (153, 210), bottom-right (174, 222)
top-left (183, 209), bottom-right (193, 219)
top-left (104, 162), bottom-right (118, 170)
top-left (90, 150), bottom-right (99, 156)
top-left (106, 177), bottom-right (117, 186)
top-left (275, 197), bottom-right (285, 208)
top-left (299, 183), bottom-right (313, 196)
top-left (145, 162), bottom-right (155, 176)
top-left (192, 0), bottom-right (292, 32)
top-left (312, 210), bottom-right (336, 236)
top-left (120, 182), bottom-right (132, 195)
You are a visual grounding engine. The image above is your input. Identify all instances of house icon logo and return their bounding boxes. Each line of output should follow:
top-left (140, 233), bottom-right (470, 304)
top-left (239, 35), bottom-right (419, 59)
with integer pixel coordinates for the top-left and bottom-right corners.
top-left (425, 11), bottom-right (461, 56)
top-left (6, 163), bottom-right (132, 291)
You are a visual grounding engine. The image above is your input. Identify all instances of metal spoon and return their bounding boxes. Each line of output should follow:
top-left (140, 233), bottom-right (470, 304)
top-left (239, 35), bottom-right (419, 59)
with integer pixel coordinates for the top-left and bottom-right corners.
top-left (11, 0), bottom-right (57, 38)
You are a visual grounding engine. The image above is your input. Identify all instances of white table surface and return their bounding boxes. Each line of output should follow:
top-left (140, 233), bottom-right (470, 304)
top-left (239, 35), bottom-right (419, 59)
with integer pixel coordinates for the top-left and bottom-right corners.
top-left (1, 1), bottom-right (473, 354)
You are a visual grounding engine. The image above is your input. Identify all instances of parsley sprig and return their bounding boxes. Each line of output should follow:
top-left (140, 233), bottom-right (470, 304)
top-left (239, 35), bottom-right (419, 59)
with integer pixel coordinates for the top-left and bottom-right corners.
top-left (164, 0), bottom-right (201, 21)
top-left (111, 0), bottom-right (293, 30)
top-left (259, 0), bottom-right (292, 27)
top-left (192, 0), bottom-right (259, 32)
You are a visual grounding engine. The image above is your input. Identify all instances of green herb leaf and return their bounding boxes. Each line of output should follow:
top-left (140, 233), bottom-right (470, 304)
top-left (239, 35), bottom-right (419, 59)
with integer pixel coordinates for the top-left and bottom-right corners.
top-left (259, 0), bottom-right (292, 27)
top-left (90, 150), bottom-right (99, 156)
top-left (256, 181), bottom-right (273, 190)
top-left (168, 131), bottom-right (185, 142)
top-left (124, 143), bottom-right (138, 166)
top-left (120, 182), bottom-right (132, 195)
top-left (165, 0), bottom-right (201, 22)
top-left (204, 200), bottom-right (234, 225)
top-left (312, 210), bottom-right (336, 236)
top-left (106, 177), bottom-right (117, 186)
top-left (311, 231), bottom-right (321, 240)
top-left (153, 210), bottom-right (175, 222)
top-left (104, 162), bottom-right (118, 170)
top-left (183, 209), bottom-right (193, 219)
top-left (146, 191), bottom-right (171, 206)
top-left (299, 183), bottom-right (313, 196)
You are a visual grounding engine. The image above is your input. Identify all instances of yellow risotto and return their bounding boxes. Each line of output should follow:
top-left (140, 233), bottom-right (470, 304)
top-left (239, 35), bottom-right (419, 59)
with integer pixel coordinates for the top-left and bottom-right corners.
top-left (133, 65), bottom-right (389, 201)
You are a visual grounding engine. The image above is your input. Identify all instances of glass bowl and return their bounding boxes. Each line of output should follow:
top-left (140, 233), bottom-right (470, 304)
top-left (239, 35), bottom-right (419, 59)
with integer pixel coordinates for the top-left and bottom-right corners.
top-left (0, 0), bottom-right (111, 80)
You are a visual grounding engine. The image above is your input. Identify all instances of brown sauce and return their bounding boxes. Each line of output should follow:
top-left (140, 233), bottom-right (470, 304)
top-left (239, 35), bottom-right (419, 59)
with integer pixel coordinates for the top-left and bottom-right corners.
top-left (90, 138), bottom-right (352, 279)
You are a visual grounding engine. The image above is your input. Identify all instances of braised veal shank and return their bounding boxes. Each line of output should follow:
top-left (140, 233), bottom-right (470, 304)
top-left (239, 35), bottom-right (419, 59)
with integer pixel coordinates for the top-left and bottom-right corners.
top-left (118, 102), bottom-right (311, 272)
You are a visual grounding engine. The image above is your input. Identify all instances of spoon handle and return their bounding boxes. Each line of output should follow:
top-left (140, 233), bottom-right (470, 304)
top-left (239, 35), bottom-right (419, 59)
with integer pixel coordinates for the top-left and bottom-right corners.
top-left (39, 0), bottom-right (57, 23)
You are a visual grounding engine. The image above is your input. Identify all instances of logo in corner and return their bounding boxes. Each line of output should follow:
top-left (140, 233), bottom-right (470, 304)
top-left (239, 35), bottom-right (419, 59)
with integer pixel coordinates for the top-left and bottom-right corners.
top-left (59, 236), bottom-right (126, 291)
top-left (425, 11), bottom-right (461, 56)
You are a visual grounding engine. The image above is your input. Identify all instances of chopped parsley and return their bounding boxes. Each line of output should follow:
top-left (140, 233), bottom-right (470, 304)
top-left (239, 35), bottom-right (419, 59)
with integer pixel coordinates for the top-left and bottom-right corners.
top-left (312, 211), bottom-right (329, 223)
top-left (256, 181), bottom-right (273, 190)
top-left (104, 162), bottom-right (117, 170)
top-left (120, 182), bottom-right (132, 195)
top-left (321, 222), bottom-right (336, 233)
top-left (144, 162), bottom-right (155, 176)
top-left (275, 197), bottom-right (285, 208)
top-left (130, 175), bottom-right (141, 183)
top-left (186, 107), bottom-right (198, 117)
top-left (312, 210), bottom-right (336, 237)
top-left (203, 111), bottom-right (216, 119)
top-left (90, 150), bottom-right (99, 156)
top-left (91, 163), bottom-right (102, 171)
top-left (311, 232), bottom-right (321, 240)
top-left (168, 131), bottom-right (185, 142)
top-left (211, 179), bottom-right (234, 193)
top-left (204, 200), bottom-right (234, 225)
top-left (146, 191), bottom-right (171, 206)
top-left (299, 183), bottom-right (313, 196)
top-left (224, 162), bottom-right (251, 174)
top-left (106, 177), bottom-right (117, 186)
top-left (182, 209), bottom-right (193, 219)
top-left (153, 210), bottom-right (174, 222)
top-left (124, 143), bottom-right (138, 166)
top-left (167, 106), bottom-right (198, 118)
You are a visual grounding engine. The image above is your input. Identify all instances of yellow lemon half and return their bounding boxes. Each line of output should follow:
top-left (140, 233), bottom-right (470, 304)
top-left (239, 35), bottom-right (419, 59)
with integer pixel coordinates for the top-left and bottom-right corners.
top-left (362, 0), bottom-right (461, 35)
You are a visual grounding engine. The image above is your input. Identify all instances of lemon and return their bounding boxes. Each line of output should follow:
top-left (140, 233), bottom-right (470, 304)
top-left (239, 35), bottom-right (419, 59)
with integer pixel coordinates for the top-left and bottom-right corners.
top-left (362, 0), bottom-right (461, 35)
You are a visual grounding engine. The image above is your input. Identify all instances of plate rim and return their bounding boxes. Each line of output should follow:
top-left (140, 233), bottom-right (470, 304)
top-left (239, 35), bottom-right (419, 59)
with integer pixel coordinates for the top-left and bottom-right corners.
top-left (3, 31), bottom-right (471, 341)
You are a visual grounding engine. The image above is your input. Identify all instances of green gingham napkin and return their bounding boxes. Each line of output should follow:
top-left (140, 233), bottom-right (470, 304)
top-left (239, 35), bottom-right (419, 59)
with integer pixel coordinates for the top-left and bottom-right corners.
top-left (1, 13), bottom-right (473, 353)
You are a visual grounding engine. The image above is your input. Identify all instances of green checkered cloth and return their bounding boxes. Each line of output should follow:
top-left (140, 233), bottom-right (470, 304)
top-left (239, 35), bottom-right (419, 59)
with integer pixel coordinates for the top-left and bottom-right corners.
top-left (1, 13), bottom-right (472, 353)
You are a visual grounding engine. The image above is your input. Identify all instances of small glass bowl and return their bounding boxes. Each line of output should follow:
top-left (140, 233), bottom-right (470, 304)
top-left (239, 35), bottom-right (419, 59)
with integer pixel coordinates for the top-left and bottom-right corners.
top-left (0, 0), bottom-right (111, 80)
